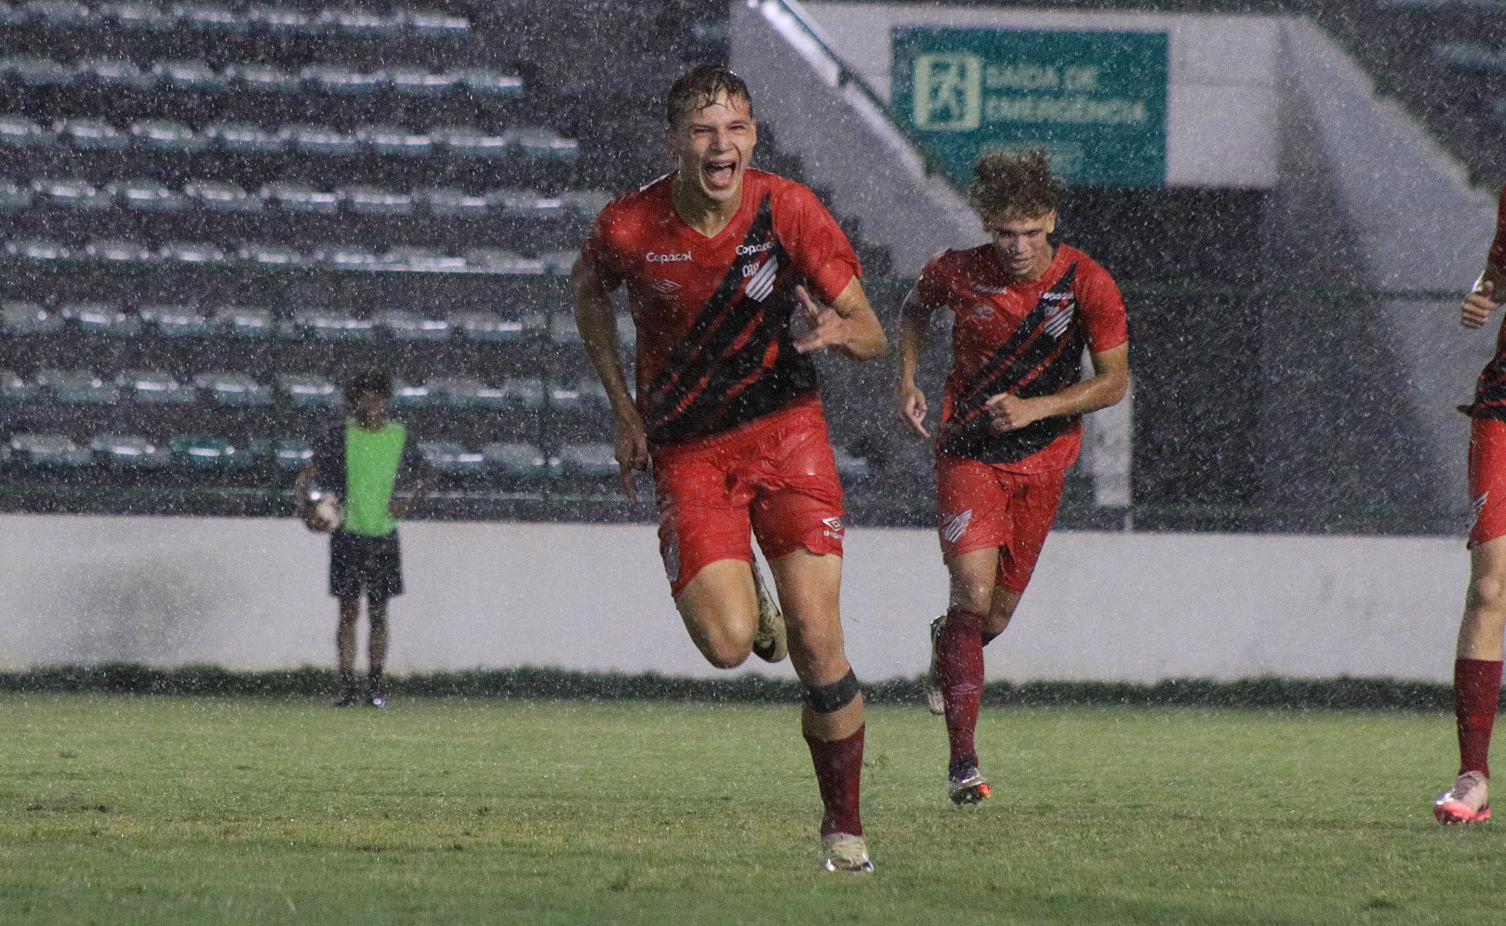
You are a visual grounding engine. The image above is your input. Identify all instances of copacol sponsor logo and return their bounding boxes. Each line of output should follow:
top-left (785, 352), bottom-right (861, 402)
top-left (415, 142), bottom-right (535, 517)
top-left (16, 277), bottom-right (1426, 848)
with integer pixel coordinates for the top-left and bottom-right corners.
top-left (646, 251), bottom-right (692, 263)
top-left (736, 242), bottom-right (774, 256)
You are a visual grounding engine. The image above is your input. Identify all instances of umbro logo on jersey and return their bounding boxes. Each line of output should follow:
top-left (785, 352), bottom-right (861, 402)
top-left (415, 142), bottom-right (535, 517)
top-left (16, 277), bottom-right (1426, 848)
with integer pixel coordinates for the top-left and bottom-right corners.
top-left (941, 509), bottom-right (973, 545)
top-left (744, 255), bottom-right (779, 301)
top-left (649, 279), bottom-right (681, 295)
top-left (1044, 299), bottom-right (1076, 338)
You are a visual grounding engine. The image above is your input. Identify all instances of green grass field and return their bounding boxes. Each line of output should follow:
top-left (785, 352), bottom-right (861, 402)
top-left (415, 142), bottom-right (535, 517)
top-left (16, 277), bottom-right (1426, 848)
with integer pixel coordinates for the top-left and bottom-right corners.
top-left (0, 694), bottom-right (1501, 925)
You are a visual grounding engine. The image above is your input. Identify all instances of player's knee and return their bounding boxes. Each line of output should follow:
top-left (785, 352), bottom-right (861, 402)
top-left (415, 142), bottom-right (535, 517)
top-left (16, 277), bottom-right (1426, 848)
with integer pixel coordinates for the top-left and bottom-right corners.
top-left (950, 580), bottom-right (994, 614)
top-left (803, 668), bottom-right (860, 714)
top-left (1469, 573), bottom-right (1506, 615)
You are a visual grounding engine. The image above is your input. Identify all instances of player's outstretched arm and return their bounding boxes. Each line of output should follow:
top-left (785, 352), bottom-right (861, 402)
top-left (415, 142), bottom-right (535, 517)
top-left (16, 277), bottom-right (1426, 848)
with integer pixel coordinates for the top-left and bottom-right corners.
top-left (895, 285), bottom-right (933, 438)
top-left (1464, 276), bottom-right (1503, 330)
top-left (986, 343), bottom-right (1130, 432)
top-left (792, 278), bottom-right (888, 361)
top-left (572, 256), bottom-right (650, 501)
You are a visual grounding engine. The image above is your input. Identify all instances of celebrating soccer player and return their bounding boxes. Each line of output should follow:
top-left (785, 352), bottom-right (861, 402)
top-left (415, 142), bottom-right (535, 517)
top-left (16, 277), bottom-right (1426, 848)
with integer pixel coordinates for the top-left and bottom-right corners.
top-left (571, 64), bottom-right (887, 872)
top-left (896, 150), bottom-right (1130, 805)
top-left (1434, 186), bottom-right (1506, 824)
top-left (295, 368), bottom-right (433, 709)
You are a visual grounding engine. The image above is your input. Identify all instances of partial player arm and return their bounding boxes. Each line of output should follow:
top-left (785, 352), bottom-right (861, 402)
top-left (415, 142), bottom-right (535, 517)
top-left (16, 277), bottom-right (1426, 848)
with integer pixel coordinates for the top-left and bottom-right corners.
top-left (572, 255), bottom-right (650, 501)
top-left (895, 284), bottom-right (934, 438)
top-left (791, 277), bottom-right (888, 362)
top-left (985, 343), bottom-right (1129, 433)
top-left (388, 459), bottom-right (435, 520)
top-left (292, 463), bottom-right (327, 532)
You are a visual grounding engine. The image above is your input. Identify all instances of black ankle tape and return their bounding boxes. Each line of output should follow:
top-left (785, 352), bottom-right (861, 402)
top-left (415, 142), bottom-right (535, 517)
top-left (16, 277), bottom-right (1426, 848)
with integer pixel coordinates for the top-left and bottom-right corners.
top-left (803, 669), bottom-right (860, 713)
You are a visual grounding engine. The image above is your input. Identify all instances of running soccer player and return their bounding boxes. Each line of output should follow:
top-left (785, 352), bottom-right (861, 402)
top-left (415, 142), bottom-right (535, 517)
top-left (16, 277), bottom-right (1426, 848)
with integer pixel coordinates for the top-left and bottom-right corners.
top-left (1434, 185), bottom-right (1506, 824)
top-left (295, 368), bottom-right (433, 709)
top-left (572, 64), bottom-right (887, 872)
top-left (896, 150), bottom-right (1129, 805)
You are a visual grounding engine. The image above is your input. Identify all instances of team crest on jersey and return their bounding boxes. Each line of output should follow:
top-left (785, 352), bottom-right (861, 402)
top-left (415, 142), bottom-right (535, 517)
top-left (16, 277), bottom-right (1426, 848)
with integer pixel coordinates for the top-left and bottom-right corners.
top-left (940, 509), bottom-right (973, 545)
top-left (821, 516), bottom-right (844, 540)
top-left (743, 255), bottom-right (779, 301)
top-left (1041, 292), bottom-right (1076, 338)
top-left (649, 279), bottom-right (682, 295)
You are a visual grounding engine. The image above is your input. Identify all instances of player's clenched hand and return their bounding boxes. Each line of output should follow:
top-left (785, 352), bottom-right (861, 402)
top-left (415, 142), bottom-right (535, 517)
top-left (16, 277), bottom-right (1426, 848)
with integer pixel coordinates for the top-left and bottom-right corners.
top-left (615, 414), bottom-right (650, 502)
top-left (792, 285), bottom-right (853, 355)
top-left (898, 384), bottom-right (931, 438)
top-left (298, 502), bottom-right (329, 533)
top-left (1463, 280), bottom-right (1499, 330)
top-left (985, 393), bottom-right (1046, 432)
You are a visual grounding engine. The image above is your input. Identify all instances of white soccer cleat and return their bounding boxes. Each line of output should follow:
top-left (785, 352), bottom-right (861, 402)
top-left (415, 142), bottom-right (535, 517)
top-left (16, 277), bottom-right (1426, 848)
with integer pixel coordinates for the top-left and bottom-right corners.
top-left (1435, 770), bottom-right (1491, 824)
top-left (821, 832), bottom-right (874, 873)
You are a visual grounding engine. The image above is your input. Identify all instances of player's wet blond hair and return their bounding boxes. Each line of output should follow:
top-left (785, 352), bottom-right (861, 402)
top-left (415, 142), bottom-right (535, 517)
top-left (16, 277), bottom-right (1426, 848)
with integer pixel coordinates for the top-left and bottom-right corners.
top-left (970, 149), bottom-right (1063, 220)
top-left (665, 63), bottom-right (754, 129)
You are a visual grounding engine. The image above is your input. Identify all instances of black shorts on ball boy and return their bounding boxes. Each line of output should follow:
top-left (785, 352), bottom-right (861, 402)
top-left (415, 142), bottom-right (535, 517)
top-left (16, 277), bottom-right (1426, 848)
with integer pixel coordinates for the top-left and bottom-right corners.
top-left (329, 530), bottom-right (404, 600)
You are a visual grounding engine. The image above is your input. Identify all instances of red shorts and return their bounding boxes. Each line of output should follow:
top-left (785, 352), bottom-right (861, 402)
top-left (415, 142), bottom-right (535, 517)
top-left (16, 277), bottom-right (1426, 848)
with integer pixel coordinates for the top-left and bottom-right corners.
top-left (935, 453), bottom-right (1065, 594)
top-left (651, 395), bottom-right (845, 596)
top-left (1469, 417), bottom-right (1506, 548)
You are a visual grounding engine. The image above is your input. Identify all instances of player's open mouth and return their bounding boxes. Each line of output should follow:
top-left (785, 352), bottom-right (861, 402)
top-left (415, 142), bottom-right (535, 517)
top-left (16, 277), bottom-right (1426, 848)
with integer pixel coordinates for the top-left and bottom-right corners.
top-left (704, 159), bottom-right (737, 188)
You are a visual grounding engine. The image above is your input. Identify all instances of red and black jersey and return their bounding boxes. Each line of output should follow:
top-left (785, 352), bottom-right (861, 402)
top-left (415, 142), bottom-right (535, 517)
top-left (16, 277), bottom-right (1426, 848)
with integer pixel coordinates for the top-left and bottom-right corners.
top-left (1466, 185), bottom-right (1506, 420)
top-left (580, 169), bottom-right (861, 447)
top-left (915, 242), bottom-right (1128, 471)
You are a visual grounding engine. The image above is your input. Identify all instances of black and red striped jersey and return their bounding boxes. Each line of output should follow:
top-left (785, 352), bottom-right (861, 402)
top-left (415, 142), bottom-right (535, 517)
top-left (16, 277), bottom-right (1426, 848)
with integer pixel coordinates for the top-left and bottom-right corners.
top-left (1467, 185), bottom-right (1506, 420)
top-left (580, 169), bottom-right (861, 446)
top-left (914, 242), bottom-right (1128, 471)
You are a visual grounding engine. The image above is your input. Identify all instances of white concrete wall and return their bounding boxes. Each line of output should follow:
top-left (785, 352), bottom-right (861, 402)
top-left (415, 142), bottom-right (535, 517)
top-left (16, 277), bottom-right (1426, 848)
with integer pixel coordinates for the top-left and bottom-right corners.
top-left (0, 514), bottom-right (1469, 683)
top-left (800, 2), bottom-right (1281, 189)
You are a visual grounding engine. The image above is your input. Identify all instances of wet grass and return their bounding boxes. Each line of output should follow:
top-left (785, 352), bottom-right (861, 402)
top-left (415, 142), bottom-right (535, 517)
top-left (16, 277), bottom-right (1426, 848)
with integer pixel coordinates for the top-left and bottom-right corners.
top-left (0, 695), bottom-right (1500, 925)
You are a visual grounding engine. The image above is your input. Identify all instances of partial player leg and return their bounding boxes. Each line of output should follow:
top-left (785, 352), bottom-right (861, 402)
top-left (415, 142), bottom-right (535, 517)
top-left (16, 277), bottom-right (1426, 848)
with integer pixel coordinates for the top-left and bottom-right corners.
top-left (366, 595), bottom-right (390, 708)
top-left (1438, 535), bottom-right (1506, 822)
top-left (937, 547), bottom-right (997, 804)
top-left (769, 549), bottom-right (871, 872)
top-left (674, 559), bottom-right (761, 668)
top-left (335, 597), bottom-right (361, 707)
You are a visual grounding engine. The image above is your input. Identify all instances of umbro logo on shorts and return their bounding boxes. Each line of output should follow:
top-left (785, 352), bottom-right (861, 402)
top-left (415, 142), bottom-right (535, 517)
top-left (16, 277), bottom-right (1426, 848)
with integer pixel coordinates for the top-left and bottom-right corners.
top-left (1472, 492), bottom-right (1489, 530)
top-left (650, 279), bottom-right (682, 295)
top-left (822, 516), bottom-right (844, 539)
top-left (941, 509), bottom-right (973, 545)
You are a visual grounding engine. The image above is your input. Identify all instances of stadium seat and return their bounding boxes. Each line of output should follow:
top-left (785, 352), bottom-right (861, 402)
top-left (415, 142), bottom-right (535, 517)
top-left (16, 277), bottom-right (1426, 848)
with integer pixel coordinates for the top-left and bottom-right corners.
top-left (79, 58), bottom-right (156, 91)
top-left (832, 447), bottom-right (870, 479)
top-left (104, 1), bottom-right (177, 30)
top-left (193, 372), bottom-right (272, 406)
top-left (33, 177), bottom-right (110, 210)
top-left (0, 115), bottom-right (52, 147)
top-left (244, 4), bottom-right (307, 34)
top-left (280, 124), bottom-right (358, 157)
top-left (206, 122), bottom-right (286, 154)
top-left (555, 442), bottom-right (617, 478)
top-left (220, 306), bottom-right (277, 337)
top-left (160, 241), bottom-right (227, 264)
top-left (548, 381), bottom-right (581, 413)
top-left (8, 432), bottom-right (92, 467)
top-left (377, 310), bottom-right (448, 341)
top-left (538, 250), bottom-right (576, 276)
top-left (3, 56), bottom-right (73, 87)
top-left (548, 312), bottom-right (582, 345)
top-left (0, 179), bottom-right (31, 211)
top-left (402, 9), bottom-right (469, 37)
top-left (228, 64), bottom-right (302, 94)
top-left (432, 125), bottom-right (508, 159)
top-left (452, 310), bottom-right (530, 342)
top-left (131, 119), bottom-right (210, 153)
top-left (0, 3), bottom-right (22, 26)
top-left (319, 7), bottom-right (401, 38)
top-left (389, 380), bottom-right (431, 408)
top-left (152, 60), bottom-right (229, 92)
top-left (292, 308), bottom-right (374, 340)
top-left (139, 304), bottom-right (214, 337)
top-left (39, 368), bottom-right (120, 404)
top-left (488, 189), bottom-right (565, 220)
top-left (561, 190), bottom-right (613, 219)
top-left (236, 244), bottom-right (306, 268)
top-left (277, 373), bottom-right (340, 407)
top-left (429, 376), bottom-right (508, 410)
top-left (418, 440), bottom-right (485, 475)
top-left (462, 248), bottom-right (545, 275)
top-left (342, 185), bottom-right (412, 216)
top-left (385, 246), bottom-right (465, 272)
top-left (263, 181), bottom-right (341, 214)
top-left (302, 64), bottom-right (383, 95)
top-left (577, 375), bottom-right (611, 410)
top-left (1, 300), bottom-right (63, 335)
top-left (109, 179), bottom-right (189, 212)
top-left (505, 376), bottom-right (545, 410)
top-left (184, 179), bottom-right (262, 212)
top-left (504, 127), bottom-right (580, 161)
top-left (117, 370), bottom-right (195, 404)
top-left (273, 438), bottom-right (313, 471)
top-left (413, 187), bottom-right (488, 218)
top-left (63, 302), bottom-right (141, 337)
top-left (170, 435), bottom-right (248, 470)
top-left (84, 239), bottom-right (155, 263)
top-left (456, 69), bottom-right (524, 98)
top-left (57, 118), bottom-right (128, 149)
top-left (312, 246), bottom-right (381, 270)
top-left (482, 441), bottom-right (547, 479)
top-left (6, 238), bottom-right (71, 260)
top-left (359, 124), bottom-right (432, 157)
top-left (91, 433), bottom-right (171, 469)
top-left (0, 368), bottom-right (40, 402)
top-left (24, 0), bottom-right (90, 27)
top-left (387, 67), bottom-right (457, 96)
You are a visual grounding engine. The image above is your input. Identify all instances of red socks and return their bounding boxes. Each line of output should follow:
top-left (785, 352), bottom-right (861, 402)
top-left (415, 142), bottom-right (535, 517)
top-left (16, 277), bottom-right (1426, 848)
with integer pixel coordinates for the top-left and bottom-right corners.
top-left (1456, 658), bottom-right (1503, 777)
top-left (937, 606), bottom-right (987, 763)
top-left (805, 725), bottom-right (864, 836)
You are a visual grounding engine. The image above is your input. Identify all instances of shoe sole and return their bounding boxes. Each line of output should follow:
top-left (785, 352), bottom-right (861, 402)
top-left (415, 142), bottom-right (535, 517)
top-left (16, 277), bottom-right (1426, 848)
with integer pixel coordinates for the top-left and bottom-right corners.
top-left (949, 782), bottom-right (991, 805)
top-left (1435, 800), bottom-right (1491, 824)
